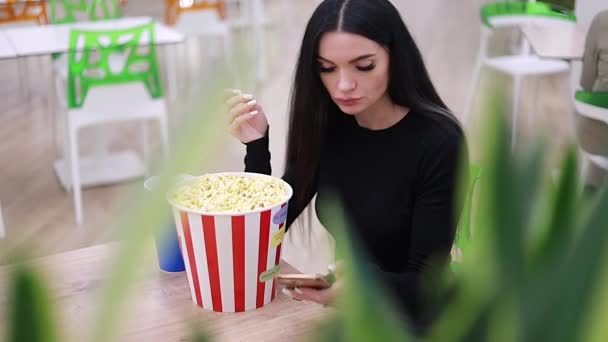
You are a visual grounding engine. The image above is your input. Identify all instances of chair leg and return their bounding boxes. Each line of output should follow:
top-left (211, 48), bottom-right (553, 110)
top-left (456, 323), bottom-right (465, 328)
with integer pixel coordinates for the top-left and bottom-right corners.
top-left (511, 75), bottom-right (523, 151)
top-left (17, 57), bottom-right (31, 111)
top-left (463, 57), bottom-right (483, 126)
top-left (159, 115), bottom-right (170, 157)
top-left (252, 0), bottom-right (266, 82)
top-left (68, 126), bottom-right (84, 225)
top-left (564, 71), bottom-right (577, 141)
top-left (62, 112), bottom-right (72, 191)
top-left (37, 55), bottom-right (50, 112)
top-left (223, 32), bottom-right (240, 87)
top-left (580, 152), bottom-right (590, 185)
top-left (0, 200), bottom-right (6, 239)
top-left (528, 77), bottom-right (540, 137)
top-left (49, 60), bottom-right (63, 159)
top-left (187, 37), bottom-right (201, 93)
top-left (166, 45), bottom-right (179, 102)
top-left (142, 121), bottom-right (150, 177)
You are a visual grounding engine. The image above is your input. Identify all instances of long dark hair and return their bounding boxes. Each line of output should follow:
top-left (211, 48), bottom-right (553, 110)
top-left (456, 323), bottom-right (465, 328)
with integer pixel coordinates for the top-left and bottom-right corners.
top-left (286, 0), bottom-right (462, 208)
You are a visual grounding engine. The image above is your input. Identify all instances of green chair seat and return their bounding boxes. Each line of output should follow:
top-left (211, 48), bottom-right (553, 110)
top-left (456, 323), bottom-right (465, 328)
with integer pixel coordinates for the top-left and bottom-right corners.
top-left (575, 91), bottom-right (608, 109)
top-left (481, 1), bottom-right (576, 28)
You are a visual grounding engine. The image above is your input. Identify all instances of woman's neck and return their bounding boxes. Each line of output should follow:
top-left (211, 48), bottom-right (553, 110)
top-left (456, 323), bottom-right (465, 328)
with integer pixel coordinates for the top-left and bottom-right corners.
top-left (354, 95), bottom-right (409, 130)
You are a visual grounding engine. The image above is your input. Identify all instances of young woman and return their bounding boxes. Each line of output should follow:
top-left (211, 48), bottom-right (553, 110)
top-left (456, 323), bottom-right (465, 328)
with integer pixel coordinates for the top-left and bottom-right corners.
top-left (226, 0), bottom-right (468, 331)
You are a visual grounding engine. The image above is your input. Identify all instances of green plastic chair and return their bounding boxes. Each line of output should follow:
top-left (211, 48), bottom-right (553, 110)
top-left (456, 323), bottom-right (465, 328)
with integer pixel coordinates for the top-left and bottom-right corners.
top-left (49, 0), bottom-right (121, 24)
top-left (57, 22), bottom-right (169, 224)
top-left (451, 165), bottom-right (482, 270)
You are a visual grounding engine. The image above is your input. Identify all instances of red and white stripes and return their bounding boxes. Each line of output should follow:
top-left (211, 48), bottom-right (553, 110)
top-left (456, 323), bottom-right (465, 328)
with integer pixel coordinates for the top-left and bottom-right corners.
top-left (173, 203), bottom-right (288, 312)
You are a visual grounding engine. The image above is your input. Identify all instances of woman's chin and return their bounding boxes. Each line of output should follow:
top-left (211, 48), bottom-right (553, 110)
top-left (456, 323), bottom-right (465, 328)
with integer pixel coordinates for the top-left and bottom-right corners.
top-left (338, 105), bottom-right (362, 115)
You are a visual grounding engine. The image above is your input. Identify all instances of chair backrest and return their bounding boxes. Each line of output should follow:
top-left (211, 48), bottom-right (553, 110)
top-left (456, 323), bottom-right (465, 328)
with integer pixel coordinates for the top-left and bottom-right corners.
top-left (453, 165), bottom-right (482, 254)
top-left (67, 22), bottom-right (163, 109)
top-left (481, 1), bottom-right (576, 29)
top-left (165, 0), bottom-right (227, 26)
top-left (49, 0), bottom-right (121, 24)
top-left (0, 0), bottom-right (48, 25)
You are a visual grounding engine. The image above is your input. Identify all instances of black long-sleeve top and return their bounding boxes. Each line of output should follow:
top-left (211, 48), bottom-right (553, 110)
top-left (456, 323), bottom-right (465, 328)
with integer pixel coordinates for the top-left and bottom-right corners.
top-left (244, 109), bottom-right (467, 328)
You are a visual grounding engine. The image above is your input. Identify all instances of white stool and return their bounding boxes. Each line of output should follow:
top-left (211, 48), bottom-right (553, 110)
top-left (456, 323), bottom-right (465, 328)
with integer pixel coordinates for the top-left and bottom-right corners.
top-left (464, 2), bottom-right (576, 150)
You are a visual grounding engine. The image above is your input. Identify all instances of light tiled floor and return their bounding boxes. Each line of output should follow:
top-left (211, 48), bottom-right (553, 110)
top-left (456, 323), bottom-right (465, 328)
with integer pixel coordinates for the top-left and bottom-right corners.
top-left (0, 0), bottom-right (579, 263)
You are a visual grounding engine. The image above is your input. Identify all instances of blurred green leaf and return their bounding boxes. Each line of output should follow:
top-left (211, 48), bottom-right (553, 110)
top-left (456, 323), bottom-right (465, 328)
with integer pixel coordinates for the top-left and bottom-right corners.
top-left (7, 264), bottom-right (58, 342)
top-left (190, 324), bottom-right (212, 342)
top-left (581, 216), bottom-right (608, 342)
top-left (527, 146), bottom-right (579, 273)
top-left (522, 185), bottom-right (608, 342)
top-left (486, 293), bottom-right (519, 342)
top-left (481, 107), bottom-right (544, 288)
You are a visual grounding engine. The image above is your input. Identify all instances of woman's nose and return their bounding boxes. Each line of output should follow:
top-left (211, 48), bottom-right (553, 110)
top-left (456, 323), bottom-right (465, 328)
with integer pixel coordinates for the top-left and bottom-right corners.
top-left (337, 74), bottom-right (356, 92)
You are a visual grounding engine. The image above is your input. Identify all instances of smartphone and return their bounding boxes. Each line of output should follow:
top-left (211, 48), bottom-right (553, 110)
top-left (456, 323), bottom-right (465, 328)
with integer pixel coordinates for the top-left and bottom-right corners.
top-left (275, 273), bottom-right (333, 289)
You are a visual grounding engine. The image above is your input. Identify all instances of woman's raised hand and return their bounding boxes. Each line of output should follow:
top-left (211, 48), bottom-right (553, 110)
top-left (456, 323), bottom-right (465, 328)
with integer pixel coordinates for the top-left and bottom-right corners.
top-left (225, 89), bottom-right (269, 143)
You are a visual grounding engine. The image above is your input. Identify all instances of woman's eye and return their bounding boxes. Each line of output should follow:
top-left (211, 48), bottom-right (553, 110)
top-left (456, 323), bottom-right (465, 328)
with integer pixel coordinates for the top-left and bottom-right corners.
top-left (357, 63), bottom-right (375, 72)
top-left (319, 65), bottom-right (336, 73)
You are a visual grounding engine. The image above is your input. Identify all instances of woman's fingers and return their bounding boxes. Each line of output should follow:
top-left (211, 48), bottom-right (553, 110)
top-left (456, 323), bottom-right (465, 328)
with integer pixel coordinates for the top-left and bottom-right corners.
top-left (281, 281), bottom-right (343, 307)
top-left (283, 287), bottom-right (326, 303)
top-left (229, 100), bottom-right (258, 122)
top-left (229, 111), bottom-right (259, 135)
top-left (224, 88), bottom-right (242, 101)
top-left (225, 92), bottom-right (254, 108)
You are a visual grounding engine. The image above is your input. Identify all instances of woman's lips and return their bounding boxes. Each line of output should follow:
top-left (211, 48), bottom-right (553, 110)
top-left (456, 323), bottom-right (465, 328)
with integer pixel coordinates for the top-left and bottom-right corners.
top-left (335, 97), bottom-right (361, 106)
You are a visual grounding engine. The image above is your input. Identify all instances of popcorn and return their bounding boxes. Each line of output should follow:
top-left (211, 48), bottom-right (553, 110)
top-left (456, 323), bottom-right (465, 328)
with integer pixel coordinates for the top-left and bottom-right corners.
top-left (169, 174), bottom-right (288, 213)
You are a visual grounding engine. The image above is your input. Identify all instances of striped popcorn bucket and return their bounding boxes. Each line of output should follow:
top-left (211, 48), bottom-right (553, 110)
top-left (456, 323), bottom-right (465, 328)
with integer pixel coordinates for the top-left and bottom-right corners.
top-left (168, 173), bottom-right (293, 312)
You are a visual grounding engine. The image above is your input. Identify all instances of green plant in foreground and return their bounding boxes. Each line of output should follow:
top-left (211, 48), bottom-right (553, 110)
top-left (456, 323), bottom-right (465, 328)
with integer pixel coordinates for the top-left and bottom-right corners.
top-left (423, 103), bottom-right (608, 342)
top-left (7, 263), bottom-right (58, 342)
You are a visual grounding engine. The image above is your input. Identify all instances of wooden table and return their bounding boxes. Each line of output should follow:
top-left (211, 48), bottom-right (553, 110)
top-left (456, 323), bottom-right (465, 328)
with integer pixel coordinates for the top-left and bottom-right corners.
top-left (521, 23), bottom-right (587, 61)
top-left (0, 243), bottom-right (331, 341)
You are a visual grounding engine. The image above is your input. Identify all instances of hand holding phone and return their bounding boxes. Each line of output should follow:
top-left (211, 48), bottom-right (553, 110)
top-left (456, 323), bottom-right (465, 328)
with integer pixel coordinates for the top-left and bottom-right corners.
top-left (275, 273), bottom-right (336, 290)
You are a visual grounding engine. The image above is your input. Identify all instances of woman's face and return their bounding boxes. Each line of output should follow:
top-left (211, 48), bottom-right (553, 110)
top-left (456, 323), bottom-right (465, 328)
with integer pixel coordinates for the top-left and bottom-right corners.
top-left (317, 32), bottom-right (390, 115)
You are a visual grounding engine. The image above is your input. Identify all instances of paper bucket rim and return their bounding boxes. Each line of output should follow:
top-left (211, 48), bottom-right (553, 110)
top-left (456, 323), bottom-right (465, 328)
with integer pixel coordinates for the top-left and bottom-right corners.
top-left (166, 172), bottom-right (293, 216)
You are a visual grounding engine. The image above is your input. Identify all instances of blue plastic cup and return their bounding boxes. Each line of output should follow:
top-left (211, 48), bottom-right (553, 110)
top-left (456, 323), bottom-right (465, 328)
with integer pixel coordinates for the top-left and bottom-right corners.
top-left (145, 176), bottom-right (185, 272)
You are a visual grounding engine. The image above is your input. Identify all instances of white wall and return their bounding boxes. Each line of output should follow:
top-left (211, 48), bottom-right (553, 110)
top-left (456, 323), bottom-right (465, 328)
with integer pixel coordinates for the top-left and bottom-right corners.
top-left (575, 0), bottom-right (608, 28)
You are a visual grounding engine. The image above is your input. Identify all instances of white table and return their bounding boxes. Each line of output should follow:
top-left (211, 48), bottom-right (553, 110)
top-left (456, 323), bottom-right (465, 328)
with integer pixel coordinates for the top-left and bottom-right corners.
top-left (521, 24), bottom-right (587, 61)
top-left (0, 31), bottom-right (17, 60)
top-left (4, 16), bottom-right (184, 57)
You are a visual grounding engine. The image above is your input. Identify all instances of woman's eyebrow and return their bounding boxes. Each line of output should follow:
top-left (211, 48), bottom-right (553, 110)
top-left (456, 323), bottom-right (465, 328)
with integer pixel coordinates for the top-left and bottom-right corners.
top-left (316, 53), bottom-right (376, 64)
